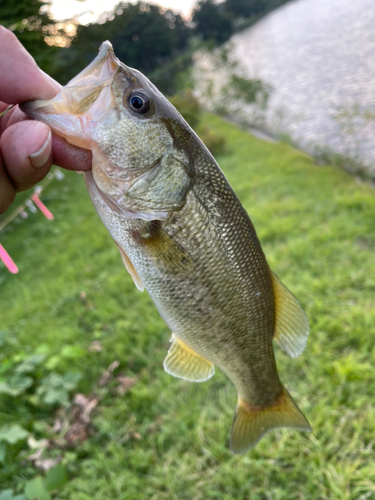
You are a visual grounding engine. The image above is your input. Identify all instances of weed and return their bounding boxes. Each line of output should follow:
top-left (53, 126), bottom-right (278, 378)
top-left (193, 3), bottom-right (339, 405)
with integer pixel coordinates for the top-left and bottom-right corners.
top-left (0, 114), bottom-right (375, 498)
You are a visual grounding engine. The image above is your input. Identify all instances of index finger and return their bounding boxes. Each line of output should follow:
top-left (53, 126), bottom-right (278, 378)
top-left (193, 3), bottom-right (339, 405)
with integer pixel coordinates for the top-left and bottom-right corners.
top-left (0, 26), bottom-right (60, 104)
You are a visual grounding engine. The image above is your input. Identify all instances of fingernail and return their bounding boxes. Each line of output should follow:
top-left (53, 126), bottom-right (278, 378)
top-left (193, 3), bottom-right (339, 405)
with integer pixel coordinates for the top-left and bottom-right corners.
top-left (29, 130), bottom-right (52, 168)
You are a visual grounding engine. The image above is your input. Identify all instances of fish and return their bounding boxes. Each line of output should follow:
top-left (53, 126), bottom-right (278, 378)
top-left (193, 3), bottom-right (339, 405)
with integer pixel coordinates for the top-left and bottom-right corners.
top-left (21, 41), bottom-right (311, 453)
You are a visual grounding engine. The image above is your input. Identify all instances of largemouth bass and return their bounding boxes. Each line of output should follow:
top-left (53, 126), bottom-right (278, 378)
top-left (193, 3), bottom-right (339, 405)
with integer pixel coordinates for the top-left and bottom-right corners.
top-left (22, 41), bottom-right (311, 453)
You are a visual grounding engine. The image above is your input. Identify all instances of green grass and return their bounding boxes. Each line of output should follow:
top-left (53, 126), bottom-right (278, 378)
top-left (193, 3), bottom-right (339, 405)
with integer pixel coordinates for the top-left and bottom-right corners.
top-left (1, 113), bottom-right (375, 499)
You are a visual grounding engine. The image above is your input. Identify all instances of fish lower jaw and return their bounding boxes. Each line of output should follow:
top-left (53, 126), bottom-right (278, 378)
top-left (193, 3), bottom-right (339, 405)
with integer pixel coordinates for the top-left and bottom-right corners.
top-left (63, 133), bottom-right (92, 150)
top-left (57, 114), bottom-right (93, 149)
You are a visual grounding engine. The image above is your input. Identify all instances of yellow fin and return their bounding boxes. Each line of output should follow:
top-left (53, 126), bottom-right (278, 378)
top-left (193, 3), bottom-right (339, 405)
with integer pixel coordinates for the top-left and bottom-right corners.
top-left (163, 334), bottom-right (215, 382)
top-left (272, 272), bottom-right (309, 358)
top-left (230, 386), bottom-right (311, 454)
top-left (117, 244), bottom-right (144, 292)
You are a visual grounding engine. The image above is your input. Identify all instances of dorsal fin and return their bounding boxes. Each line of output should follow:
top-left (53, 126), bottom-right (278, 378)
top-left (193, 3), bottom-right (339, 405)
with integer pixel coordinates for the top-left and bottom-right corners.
top-left (164, 334), bottom-right (215, 382)
top-left (116, 244), bottom-right (145, 292)
top-left (271, 272), bottom-right (309, 358)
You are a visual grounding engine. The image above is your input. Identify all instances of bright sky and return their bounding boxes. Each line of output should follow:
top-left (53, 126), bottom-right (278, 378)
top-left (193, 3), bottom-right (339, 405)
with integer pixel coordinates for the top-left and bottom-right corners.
top-left (49, 0), bottom-right (198, 23)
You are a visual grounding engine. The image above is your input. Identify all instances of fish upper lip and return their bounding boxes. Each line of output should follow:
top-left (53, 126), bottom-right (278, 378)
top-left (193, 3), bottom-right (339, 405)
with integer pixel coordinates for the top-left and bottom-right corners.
top-left (78, 41), bottom-right (114, 78)
top-left (21, 40), bottom-right (120, 118)
top-left (66, 40), bottom-right (117, 88)
top-left (19, 41), bottom-right (122, 149)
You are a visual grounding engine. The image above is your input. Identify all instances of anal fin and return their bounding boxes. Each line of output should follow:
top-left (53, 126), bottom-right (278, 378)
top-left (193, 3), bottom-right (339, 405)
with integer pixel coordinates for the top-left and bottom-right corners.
top-left (272, 272), bottom-right (309, 358)
top-left (231, 386), bottom-right (311, 454)
top-left (116, 244), bottom-right (144, 292)
top-left (164, 334), bottom-right (215, 382)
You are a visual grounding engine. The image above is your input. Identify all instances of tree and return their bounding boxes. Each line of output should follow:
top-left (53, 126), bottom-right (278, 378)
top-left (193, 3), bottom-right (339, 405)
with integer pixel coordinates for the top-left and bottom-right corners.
top-left (224, 0), bottom-right (291, 19)
top-left (0, 0), bottom-right (58, 73)
top-left (192, 0), bottom-right (233, 44)
top-left (53, 2), bottom-right (191, 84)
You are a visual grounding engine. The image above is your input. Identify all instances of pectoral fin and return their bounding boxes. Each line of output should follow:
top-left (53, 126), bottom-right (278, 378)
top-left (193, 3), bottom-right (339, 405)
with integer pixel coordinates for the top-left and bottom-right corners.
top-left (116, 244), bottom-right (144, 292)
top-left (133, 221), bottom-right (194, 275)
top-left (164, 334), bottom-right (215, 382)
top-left (271, 272), bottom-right (309, 358)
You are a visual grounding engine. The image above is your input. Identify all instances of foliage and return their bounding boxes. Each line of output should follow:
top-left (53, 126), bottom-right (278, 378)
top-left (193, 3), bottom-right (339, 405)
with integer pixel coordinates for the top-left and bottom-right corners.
top-left (192, 0), bottom-right (233, 44)
top-left (0, 343), bottom-right (83, 486)
top-left (1, 114), bottom-right (375, 498)
top-left (1, 0), bottom-right (294, 98)
top-left (194, 46), bottom-right (273, 127)
top-left (214, 72), bottom-right (271, 123)
top-left (0, 0), bottom-right (59, 73)
top-left (224, 0), bottom-right (291, 18)
top-left (196, 124), bottom-right (228, 156)
top-left (169, 89), bottom-right (202, 129)
top-left (1, 0), bottom-right (192, 93)
top-left (148, 49), bottom-right (194, 97)
top-left (0, 490), bottom-right (26, 500)
top-left (225, 0), bottom-right (262, 17)
top-left (191, 0), bottom-right (293, 45)
top-left (0, 352), bottom-right (82, 408)
top-left (169, 89), bottom-right (227, 156)
top-left (311, 144), bottom-right (372, 180)
top-left (50, 2), bottom-right (191, 85)
top-left (227, 73), bottom-right (270, 106)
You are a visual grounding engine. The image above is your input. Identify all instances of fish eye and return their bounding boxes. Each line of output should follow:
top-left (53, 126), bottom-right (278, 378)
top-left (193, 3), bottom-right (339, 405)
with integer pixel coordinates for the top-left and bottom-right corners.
top-left (128, 92), bottom-right (150, 114)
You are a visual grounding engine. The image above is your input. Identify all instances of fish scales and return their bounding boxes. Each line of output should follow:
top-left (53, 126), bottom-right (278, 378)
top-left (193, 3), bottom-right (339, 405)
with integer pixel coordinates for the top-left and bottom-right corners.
top-left (96, 151), bottom-right (279, 405)
top-left (22, 41), bottom-right (311, 453)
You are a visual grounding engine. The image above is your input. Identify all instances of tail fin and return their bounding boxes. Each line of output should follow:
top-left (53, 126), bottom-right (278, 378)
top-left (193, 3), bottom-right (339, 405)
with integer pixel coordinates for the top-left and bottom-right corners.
top-left (230, 386), bottom-right (311, 454)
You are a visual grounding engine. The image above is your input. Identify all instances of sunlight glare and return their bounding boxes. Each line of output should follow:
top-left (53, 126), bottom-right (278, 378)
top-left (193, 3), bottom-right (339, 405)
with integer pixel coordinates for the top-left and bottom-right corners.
top-left (49, 0), bottom-right (198, 23)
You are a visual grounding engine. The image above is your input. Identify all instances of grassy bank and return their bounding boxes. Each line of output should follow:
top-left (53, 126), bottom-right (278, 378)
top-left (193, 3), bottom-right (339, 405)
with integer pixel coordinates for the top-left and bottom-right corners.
top-left (0, 114), bottom-right (375, 499)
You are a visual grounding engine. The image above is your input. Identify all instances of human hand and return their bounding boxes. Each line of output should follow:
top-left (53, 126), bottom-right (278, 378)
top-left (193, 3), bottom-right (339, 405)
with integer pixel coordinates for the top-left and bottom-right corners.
top-left (0, 26), bottom-right (92, 214)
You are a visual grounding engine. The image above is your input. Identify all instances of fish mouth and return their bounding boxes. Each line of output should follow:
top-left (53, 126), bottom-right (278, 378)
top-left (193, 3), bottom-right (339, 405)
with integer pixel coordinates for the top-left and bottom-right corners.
top-left (20, 41), bottom-right (121, 149)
